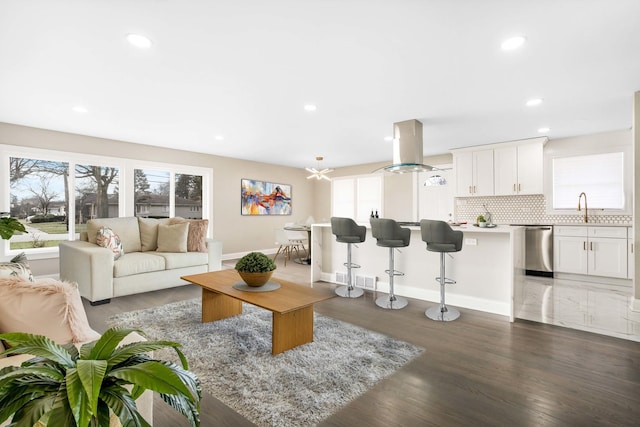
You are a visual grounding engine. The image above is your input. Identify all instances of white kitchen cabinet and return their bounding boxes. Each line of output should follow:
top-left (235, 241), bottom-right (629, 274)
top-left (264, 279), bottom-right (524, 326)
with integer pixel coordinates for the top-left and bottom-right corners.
top-left (554, 284), bottom-right (629, 335)
top-left (494, 143), bottom-right (543, 195)
top-left (453, 149), bottom-right (494, 196)
top-left (554, 226), bottom-right (628, 279)
top-left (628, 228), bottom-right (634, 279)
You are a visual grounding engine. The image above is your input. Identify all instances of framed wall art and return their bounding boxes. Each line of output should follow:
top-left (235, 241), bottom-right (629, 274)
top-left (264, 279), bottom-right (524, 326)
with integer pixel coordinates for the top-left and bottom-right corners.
top-left (241, 178), bottom-right (292, 216)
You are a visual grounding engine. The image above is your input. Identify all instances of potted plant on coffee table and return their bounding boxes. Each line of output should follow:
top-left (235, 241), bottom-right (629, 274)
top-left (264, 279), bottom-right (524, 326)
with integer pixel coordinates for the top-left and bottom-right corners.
top-left (0, 327), bottom-right (201, 427)
top-left (235, 251), bottom-right (277, 287)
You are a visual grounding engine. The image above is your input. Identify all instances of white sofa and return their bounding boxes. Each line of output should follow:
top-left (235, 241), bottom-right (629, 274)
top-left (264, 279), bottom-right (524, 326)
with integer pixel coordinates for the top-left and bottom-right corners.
top-left (59, 216), bottom-right (222, 304)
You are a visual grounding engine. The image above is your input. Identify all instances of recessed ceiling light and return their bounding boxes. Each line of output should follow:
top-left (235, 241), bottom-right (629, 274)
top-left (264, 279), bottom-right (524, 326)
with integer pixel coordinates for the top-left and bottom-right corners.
top-left (304, 104), bottom-right (317, 111)
top-left (501, 35), bottom-right (526, 51)
top-left (526, 98), bottom-right (543, 107)
top-left (214, 135), bottom-right (224, 141)
top-left (72, 106), bottom-right (88, 113)
top-left (126, 33), bottom-right (152, 49)
top-left (384, 136), bottom-right (393, 141)
top-left (538, 127), bottom-right (550, 133)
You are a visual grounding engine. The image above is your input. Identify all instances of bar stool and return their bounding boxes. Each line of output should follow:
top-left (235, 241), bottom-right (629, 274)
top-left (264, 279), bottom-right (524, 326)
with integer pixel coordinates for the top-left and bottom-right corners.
top-left (370, 218), bottom-right (411, 309)
top-left (330, 217), bottom-right (366, 298)
top-left (420, 219), bottom-right (463, 321)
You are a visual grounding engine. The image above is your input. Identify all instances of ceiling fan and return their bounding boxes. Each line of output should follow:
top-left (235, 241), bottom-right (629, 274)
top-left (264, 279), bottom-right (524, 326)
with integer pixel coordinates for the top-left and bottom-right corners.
top-left (305, 156), bottom-right (334, 181)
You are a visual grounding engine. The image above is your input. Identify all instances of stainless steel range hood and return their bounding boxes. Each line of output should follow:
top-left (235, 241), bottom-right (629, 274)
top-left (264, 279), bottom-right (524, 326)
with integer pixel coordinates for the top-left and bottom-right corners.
top-left (377, 119), bottom-right (434, 173)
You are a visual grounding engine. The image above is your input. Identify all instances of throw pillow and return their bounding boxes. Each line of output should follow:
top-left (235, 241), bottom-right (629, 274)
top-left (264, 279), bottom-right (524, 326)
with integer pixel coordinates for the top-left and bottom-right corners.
top-left (0, 277), bottom-right (101, 344)
top-left (170, 218), bottom-right (209, 252)
top-left (138, 217), bottom-right (175, 251)
top-left (96, 226), bottom-right (124, 260)
top-left (156, 222), bottom-right (189, 253)
top-left (0, 252), bottom-right (34, 282)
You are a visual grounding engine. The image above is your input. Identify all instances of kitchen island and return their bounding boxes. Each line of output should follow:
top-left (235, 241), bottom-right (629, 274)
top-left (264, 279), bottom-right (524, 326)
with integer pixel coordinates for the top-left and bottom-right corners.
top-left (311, 223), bottom-right (525, 319)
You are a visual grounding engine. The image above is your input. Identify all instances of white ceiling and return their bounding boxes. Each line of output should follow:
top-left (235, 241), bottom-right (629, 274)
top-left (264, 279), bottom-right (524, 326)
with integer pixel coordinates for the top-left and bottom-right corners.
top-left (1, 0), bottom-right (639, 169)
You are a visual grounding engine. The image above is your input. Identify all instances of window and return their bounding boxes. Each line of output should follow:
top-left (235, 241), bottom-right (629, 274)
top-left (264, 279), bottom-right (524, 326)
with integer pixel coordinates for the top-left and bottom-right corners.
top-left (176, 173), bottom-right (203, 219)
top-left (75, 164), bottom-right (119, 231)
top-left (1, 145), bottom-right (212, 258)
top-left (10, 157), bottom-right (69, 250)
top-left (552, 152), bottom-right (625, 210)
top-left (135, 169), bottom-right (170, 218)
top-left (331, 175), bottom-right (383, 222)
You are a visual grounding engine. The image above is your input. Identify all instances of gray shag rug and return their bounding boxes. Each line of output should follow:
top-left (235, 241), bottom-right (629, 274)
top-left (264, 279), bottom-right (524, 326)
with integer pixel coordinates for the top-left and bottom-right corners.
top-left (108, 298), bottom-right (423, 427)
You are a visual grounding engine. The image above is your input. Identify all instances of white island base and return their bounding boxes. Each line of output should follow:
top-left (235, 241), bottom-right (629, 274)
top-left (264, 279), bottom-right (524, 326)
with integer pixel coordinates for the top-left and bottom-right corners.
top-left (311, 223), bottom-right (525, 320)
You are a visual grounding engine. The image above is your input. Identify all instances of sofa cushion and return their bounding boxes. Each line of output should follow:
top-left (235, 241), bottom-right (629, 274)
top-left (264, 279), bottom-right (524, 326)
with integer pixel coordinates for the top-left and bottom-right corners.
top-left (154, 252), bottom-right (209, 269)
top-left (0, 252), bottom-right (34, 282)
top-left (0, 277), bottom-right (100, 344)
top-left (138, 217), bottom-right (174, 251)
top-left (87, 217), bottom-right (142, 253)
top-left (113, 252), bottom-right (166, 278)
top-left (96, 226), bottom-right (124, 260)
top-left (156, 222), bottom-right (189, 253)
top-left (170, 218), bottom-right (209, 252)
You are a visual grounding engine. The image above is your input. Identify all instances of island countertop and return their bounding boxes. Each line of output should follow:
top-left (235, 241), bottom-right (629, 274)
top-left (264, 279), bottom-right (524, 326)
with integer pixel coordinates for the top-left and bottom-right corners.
top-left (310, 222), bottom-right (525, 319)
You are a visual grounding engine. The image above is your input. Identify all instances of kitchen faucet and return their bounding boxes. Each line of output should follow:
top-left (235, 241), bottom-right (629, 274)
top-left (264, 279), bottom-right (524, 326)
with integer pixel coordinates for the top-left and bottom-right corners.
top-left (577, 192), bottom-right (588, 223)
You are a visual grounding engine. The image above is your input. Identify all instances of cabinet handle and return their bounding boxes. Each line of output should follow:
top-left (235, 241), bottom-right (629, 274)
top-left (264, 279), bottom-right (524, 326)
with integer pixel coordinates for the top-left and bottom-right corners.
top-left (513, 183), bottom-right (516, 192)
top-left (473, 185), bottom-right (477, 193)
top-left (632, 243), bottom-right (634, 253)
top-left (583, 241), bottom-right (586, 251)
top-left (469, 186), bottom-right (472, 194)
top-left (518, 183), bottom-right (521, 192)
top-left (590, 241), bottom-right (593, 251)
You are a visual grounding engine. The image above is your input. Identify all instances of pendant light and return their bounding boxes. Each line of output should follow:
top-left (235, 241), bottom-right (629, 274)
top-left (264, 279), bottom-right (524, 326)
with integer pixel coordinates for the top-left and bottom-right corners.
top-left (305, 156), bottom-right (334, 181)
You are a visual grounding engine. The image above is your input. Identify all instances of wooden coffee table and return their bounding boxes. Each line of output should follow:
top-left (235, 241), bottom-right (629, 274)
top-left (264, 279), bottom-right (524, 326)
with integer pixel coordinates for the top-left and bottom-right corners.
top-left (181, 269), bottom-right (335, 355)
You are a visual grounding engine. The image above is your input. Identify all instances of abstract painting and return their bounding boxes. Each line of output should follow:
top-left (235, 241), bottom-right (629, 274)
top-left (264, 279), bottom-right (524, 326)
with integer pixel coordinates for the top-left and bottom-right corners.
top-left (241, 179), bottom-right (292, 215)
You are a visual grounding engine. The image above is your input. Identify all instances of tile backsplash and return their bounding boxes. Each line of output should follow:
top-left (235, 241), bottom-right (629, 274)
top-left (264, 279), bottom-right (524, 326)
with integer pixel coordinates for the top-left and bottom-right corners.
top-left (455, 194), bottom-right (632, 225)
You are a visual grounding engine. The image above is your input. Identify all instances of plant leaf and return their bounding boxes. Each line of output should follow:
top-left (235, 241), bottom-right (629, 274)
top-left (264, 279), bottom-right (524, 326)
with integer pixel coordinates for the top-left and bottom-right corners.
top-left (100, 384), bottom-right (151, 427)
top-left (66, 368), bottom-right (92, 427)
top-left (160, 393), bottom-right (200, 427)
top-left (109, 361), bottom-right (196, 403)
top-left (108, 340), bottom-right (186, 367)
top-left (76, 359), bottom-right (107, 418)
top-left (0, 332), bottom-right (75, 367)
top-left (5, 394), bottom-right (57, 427)
top-left (88, 327), bottom-right (145, 360)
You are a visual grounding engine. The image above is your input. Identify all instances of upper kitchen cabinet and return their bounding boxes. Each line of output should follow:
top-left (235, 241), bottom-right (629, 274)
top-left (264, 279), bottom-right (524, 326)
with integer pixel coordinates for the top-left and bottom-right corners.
top-left (494, 139), bottom-right (545, 195)
top-left (453, 149), bottom-right (494, 197)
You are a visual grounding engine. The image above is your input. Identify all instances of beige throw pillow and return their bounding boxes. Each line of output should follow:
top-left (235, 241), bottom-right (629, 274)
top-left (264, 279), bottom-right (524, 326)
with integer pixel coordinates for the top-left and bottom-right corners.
top-left (156, 222), bottom-right (189, 253)
top-left (170, 218), bottom-right (209, 252)
top-left (0, 277), bottom-right (100, 344)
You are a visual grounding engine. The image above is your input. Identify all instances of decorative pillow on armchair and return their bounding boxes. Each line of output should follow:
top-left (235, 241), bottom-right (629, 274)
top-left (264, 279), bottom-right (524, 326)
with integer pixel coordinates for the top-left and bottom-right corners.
top-left (0, 277), bottom-right (100, 344)
top-left (0, 252), bottom-right (34, 282)
top-left (96, 226), bottom-right (124, 260)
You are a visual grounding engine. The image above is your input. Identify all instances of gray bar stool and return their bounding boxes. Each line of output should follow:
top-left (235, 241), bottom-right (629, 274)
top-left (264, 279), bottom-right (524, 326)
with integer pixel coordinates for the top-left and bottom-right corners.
top-left (420, 219), bottom-right (463, 321)
top-left (370, 218), bottom-right (411, 309)
top-left (331, 217), bottom-right (366, 298)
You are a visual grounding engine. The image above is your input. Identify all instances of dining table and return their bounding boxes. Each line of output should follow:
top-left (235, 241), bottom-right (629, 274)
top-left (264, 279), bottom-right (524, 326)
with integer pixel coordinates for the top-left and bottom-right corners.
top-left (284, 224), bottom-right (311, 264)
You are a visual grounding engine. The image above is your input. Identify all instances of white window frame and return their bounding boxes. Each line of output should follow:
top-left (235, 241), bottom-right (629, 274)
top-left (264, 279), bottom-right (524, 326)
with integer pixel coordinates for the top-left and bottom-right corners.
top-left (331, 174), bottom-right (384, 223)
top-left (1, 144), bottom-right (213, 259)
top-left (543, 137), bottom-right (632, 216)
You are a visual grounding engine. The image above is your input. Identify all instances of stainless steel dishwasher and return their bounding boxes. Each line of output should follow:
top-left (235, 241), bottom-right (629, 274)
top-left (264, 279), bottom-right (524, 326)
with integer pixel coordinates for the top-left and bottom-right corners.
top-left (523, 225), bottom-right (554, 276)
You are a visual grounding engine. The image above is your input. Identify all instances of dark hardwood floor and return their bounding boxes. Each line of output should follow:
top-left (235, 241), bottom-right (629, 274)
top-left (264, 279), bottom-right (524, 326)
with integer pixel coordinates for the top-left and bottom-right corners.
top-left (83, 259), bottom-right (640, 426)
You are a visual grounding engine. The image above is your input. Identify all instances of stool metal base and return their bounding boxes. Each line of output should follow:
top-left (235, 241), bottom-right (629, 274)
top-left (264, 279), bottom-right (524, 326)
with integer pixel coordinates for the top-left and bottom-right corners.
top-left (426, 305), bottom-right (460, 321)
top-left (376, 294), bottom-right (408, 310)
top-left (335, 285), bottom-right (364, 298)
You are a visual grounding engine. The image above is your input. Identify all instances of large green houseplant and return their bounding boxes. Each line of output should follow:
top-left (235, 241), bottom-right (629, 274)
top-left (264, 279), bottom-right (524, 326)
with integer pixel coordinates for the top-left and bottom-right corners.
top-left (0, 217), bottom-right (26, 240)
top-left (0, 327), bottom-right (201, 427)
